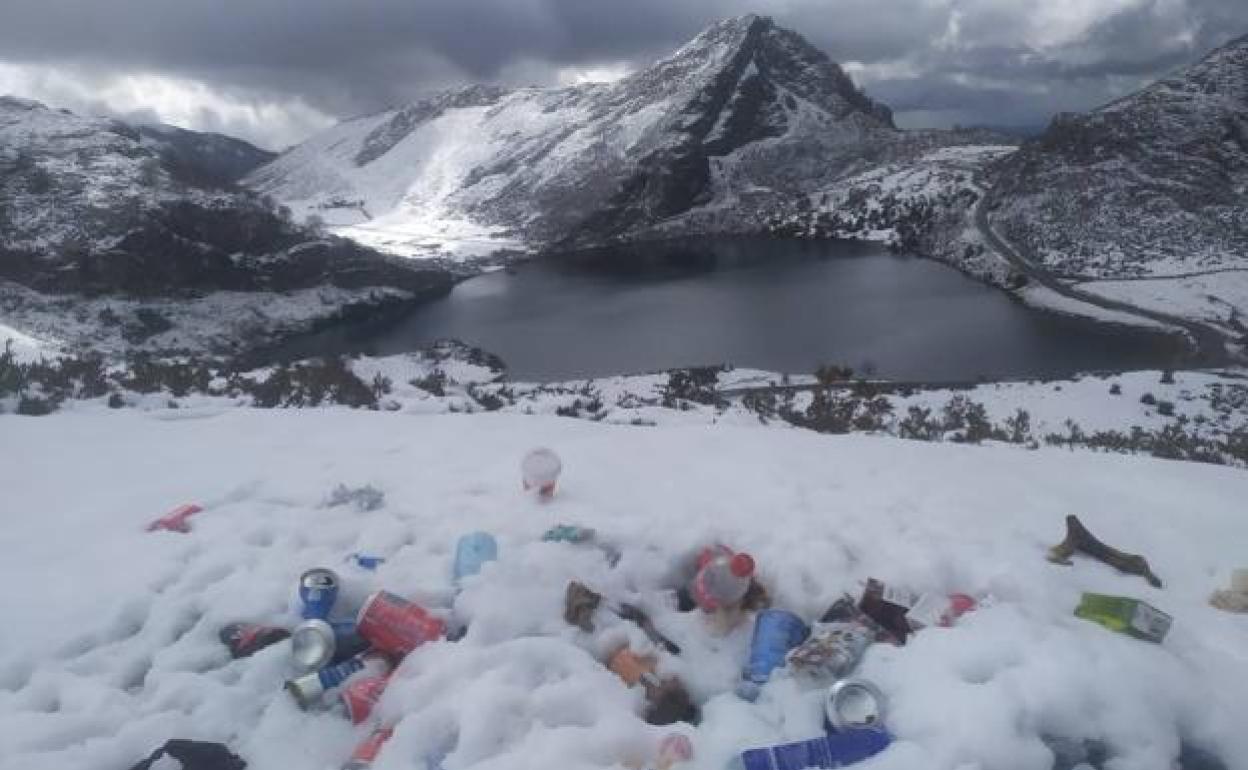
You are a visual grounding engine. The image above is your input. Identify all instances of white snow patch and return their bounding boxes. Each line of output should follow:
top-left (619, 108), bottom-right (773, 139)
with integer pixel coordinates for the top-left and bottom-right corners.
top-left (0, 411), bottom-right (1244, 769)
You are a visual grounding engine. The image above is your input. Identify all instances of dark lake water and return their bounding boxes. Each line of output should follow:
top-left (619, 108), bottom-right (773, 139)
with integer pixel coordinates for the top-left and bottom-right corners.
top-left (274, 237), bottom-right (1185, 381)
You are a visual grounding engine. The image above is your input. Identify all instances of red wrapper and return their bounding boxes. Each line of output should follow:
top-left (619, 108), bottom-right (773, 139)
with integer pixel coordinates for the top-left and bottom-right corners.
top-left (147, 503), bottom-right (204, 533)
top-left (356, 591), bottom-right (445, 656)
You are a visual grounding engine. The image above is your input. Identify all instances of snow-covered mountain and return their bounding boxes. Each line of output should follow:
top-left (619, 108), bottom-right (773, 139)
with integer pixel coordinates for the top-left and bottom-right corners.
top-left (245, 15), bottom-right (913, 259)
top-left (137, 122), bottom-right (275, 188)
top-left (990, 34), bottom-right (1248, 281)
top-left (0, 96), bottom-right (451, 355)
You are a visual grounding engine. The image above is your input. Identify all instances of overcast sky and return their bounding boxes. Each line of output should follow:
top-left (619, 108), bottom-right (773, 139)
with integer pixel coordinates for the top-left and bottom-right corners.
top-left (1, 0), bottom-right (1245, 150)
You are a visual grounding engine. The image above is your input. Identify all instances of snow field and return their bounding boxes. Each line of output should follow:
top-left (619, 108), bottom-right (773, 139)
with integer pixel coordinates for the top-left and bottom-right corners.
top-left (1, 411), bottom-right (1246, 770)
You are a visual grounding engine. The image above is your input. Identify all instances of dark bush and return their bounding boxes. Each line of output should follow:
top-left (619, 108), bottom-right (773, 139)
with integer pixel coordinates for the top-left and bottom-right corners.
top-left (1140, 392), bottom-right (1157, 406)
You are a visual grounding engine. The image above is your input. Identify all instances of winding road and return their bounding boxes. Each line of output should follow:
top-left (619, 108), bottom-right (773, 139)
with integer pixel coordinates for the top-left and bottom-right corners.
top-left (972, 181), bottom-right (1232, 366)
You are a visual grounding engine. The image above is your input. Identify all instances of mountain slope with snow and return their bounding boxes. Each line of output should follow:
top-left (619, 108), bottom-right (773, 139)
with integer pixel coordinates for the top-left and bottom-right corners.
top-left (989, 34), bottom-right (1248, 281)
top-left (137, 122), bottom-right (276, 189)
top-left (0, 96), bottom-right (452, 356)
top-left (245, 15), bottom-right (919, 260)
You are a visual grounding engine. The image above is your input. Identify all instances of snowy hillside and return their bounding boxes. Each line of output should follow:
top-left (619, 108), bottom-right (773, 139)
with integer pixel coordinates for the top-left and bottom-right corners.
top-left (245, 15), bottom-right (919, 261)
top-left (0, 96), bottom-right (453, 357)
top-left (988, 33), bottom-right (1248, 324)
top-left (1, 409), bottom-right (1245, 770)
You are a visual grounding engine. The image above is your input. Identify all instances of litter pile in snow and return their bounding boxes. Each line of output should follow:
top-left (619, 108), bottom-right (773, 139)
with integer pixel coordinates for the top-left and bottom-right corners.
top-left (1, 410), bottom-right (1245, 770)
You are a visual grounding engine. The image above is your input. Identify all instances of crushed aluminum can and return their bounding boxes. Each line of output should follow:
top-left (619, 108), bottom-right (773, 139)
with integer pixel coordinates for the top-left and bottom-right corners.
top-left (285, 652), bottom-right (389, 710)
top-left (298, 567), bottom-right (340, 620)
top-left (356, 591), bottom-right (445, 657)
top-left (219, 622), bottom-right (290, 658)
top-left (825, 677), bottom-right (887, 733)
top-left (786, 621), bottom-right (874, 682)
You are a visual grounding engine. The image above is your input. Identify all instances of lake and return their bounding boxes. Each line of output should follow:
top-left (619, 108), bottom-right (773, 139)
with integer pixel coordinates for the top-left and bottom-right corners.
top-left (272, 237), bottom-right (1185, 382)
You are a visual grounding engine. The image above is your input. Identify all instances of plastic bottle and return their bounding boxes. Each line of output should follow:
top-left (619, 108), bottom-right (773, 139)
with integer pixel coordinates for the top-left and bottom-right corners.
top-left (453, 532), bottom-right (498, 586)
top-left (691, 547), bottom-right (755, 612)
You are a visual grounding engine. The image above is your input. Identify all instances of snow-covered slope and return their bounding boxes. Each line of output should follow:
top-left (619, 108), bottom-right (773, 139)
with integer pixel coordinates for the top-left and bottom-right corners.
top-left (0, 95), bottom-right (449, 297)
top-left (1, 410), bottom-right (1244, 769)
top-left (245, 15), bottom-right (906, 260)
top-left (0, 96), bottom-right (453, 356)
top-left (990, 34), bottom-right (1248, 281)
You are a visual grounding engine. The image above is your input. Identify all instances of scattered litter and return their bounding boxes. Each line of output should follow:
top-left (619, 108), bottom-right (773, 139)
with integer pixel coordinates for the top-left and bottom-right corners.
top-left (342, 725), bottom-right (394, 770)
top-left (452, 531), bottom-right (498, 586)
top-left (740, 728), bottom-right (892, 770)
top-left (347, 553), bottom-right (385, 570)
top-left (738, 609), bottom-right (809, 700)
top-left (218, 622), bottom-right (289, 659)
top-left (325, 484), bottom-right (385, 512)
top-left (564, 581), bottom-right (681, 653)
top-left (356, 590), bottom-right (445, 656)
top-left (285, 651), bottom-right (390, 710)
top-left (824, 678), bottom-right (887, 732)
top-left (298, 567), bottom-right (339, 620)
top-left (786, 621), bottom-right (873, 684)
top-left (1209, 568), bottom-right (1248, 613)
top-left (905, 592), bottom-right (977, 630)
top-left (146, 503), bottom-right (203, 533)
top-left (290, 618), bottom-right (369, 672)
top-left (341, 672), bottom-right (391, 724)
top-left (1048, 514), bottom-right (1163, 588)
top-left (128, 739), bottom-right (247, 770)
top-left (521, 447), bottom-right (562, 498)
top-left (1074, 592), bottom-right (1172, 643)
top-left (655, 733), bottom-right (694, 770)
top-left (858, 578), bottom-right (917, 643)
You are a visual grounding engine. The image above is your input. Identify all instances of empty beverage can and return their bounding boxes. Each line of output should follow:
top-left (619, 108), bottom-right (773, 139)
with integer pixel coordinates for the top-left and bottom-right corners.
top-left (285, 652), bottom-right (389, 709)
top-left (299, 567), bottom-right (340, 620)
top-left (341, 673), bottom-right (391, 724)
top-left (290, 619), bottom-right (371, 672)
top-left (219, 622), bottom-right (290, 659)
top-left (740, 729), bottom-right (892, 770)
top-left (825, 678), bottom-right (887, 733)
top-left (356, 591), bottom-right (445, 656)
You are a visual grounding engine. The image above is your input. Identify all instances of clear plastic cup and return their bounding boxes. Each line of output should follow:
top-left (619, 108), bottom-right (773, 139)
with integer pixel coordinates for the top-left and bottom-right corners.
top-left (521, 447), bottom-right (562, 498)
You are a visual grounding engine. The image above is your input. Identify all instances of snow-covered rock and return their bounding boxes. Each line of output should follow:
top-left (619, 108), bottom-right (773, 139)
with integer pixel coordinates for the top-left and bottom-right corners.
top-left (137, 122), bottom-right (276, 189)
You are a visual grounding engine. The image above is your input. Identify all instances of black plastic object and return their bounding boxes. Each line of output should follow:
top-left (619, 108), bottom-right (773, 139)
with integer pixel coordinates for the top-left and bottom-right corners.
top-left (129, 739), bottom-right (246, 770)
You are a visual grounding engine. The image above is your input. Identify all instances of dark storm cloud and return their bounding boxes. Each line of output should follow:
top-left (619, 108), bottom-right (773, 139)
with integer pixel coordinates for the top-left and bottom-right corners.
top-left (1, 0), bottom-right (1247, 147)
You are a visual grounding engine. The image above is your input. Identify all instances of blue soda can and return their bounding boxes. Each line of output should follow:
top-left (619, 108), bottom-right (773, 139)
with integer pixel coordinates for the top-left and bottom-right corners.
top-left (739, 609), bottom-right (810, 699)
top-left (298, 567), bottom-right (339, 620)
top-left (740, 729), bottom-right (892, 770)
top-left (453, 532), bottom-right (498, 585)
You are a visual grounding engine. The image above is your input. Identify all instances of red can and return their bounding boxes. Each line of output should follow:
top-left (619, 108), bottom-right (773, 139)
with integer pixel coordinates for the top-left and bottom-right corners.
top-left (342, 725), bottom-right (394, 770)
top-left (342, 673), bottom-right (390, 724)
top-left (356, 591), bottom-right (445, 657)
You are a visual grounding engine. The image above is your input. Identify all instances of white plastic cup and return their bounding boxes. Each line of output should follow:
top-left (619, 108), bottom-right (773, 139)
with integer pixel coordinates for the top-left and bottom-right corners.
top-left (521, 448), bottom-right (562, 498)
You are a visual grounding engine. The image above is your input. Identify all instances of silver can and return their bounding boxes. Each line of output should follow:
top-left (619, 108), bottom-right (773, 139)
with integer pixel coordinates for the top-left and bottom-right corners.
top-left (825, 677), bottom-right (887, 732)
top-left (291, 618), bottom-right (337, 672)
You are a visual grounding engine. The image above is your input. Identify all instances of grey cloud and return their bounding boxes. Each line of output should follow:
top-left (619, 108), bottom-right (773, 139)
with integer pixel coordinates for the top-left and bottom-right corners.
top-left (0, 0), bottom-right (1246, 146)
